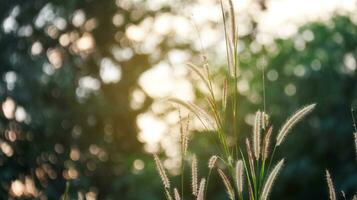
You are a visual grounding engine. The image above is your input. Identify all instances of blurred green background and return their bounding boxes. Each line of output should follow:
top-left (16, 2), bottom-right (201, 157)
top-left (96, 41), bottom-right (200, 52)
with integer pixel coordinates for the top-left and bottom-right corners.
top-left (0, 0), bottom-right (356, 199)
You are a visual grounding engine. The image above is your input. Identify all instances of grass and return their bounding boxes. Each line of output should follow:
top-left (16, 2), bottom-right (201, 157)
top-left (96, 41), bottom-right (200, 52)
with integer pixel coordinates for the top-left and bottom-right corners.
top-left (153, 1), bottom-right (318, 200)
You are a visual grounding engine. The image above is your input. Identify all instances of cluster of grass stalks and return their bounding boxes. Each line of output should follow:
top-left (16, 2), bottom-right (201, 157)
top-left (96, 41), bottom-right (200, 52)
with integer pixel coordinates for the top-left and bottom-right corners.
top-left (153, 1), bottom-right (317, 199)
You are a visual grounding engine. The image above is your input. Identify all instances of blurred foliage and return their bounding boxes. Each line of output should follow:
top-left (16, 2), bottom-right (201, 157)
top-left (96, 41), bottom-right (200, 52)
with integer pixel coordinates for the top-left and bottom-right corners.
top-left (0, 0), bottom-right (356, 199)
top-left (0, 0), bottom-right (188, 199)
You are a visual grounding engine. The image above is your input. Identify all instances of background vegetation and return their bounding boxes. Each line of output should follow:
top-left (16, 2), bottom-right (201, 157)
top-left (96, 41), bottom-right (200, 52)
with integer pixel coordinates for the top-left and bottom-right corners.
top-left (0, 0), bottom-right (356, 199)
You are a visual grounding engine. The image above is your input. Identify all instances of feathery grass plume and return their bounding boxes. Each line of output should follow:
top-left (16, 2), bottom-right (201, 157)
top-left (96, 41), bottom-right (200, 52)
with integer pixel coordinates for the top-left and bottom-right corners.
top-left (169, 98), bottom-right (217, 130)
top-left (325, 170), bottom-right (336, 200)
top-left (197, 178), bottom-right (206, 200)
top-left (174, 188), bottom-right (181, 200)
top-left (182, 131), bottom-right (189, 157)
top-left (184, 116), bottom-right (190, 155)
top-left (220, 0), bottom-right (238, 77)
top-left (246, 138), bottom-right (256, 179)
top-left (179, 110), bottom-right (189, 157)
top-left (261, 111), bottom-right (269, 130)
top-left (188, 61), bottom-right (216, 104)
top-left (182, 135), bottom-right (189, 158)
top-left (192, 155), bottom-right (198, 196)
top-left (253, 110), bottom-right (262, 160)
top-left (353, 195), bottom-right (357, 200)
top-left (262, 126), bottom-right (273, 161)
top-left (189, 102), bottom-right (218, 130)
top-left (154, 154), bottom-right (170, 189)
top-left (179, 109), bottom-right (183, 134)
top-left (165, 190), bottom-right (173, 200)
top-left (235, 160), bottom-right (244, 193)
top-left (276, 104), bottom-right (316, 146)
top-left (208, 155), bottom-right (218, 169)
top-left (260, 159), bottom-right (285, 200)
top-left (218, 169), bottom-right (235, 200)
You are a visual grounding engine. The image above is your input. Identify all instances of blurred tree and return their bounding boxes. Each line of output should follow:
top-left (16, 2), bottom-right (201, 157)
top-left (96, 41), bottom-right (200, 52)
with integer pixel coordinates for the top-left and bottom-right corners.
top-left (0, 0), bottom-right (193, 199)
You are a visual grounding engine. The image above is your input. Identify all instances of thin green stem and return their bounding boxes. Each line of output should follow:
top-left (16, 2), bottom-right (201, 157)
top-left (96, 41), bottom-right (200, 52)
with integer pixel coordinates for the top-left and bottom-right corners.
top-left (267, 146), bottom-right (277, 172)
top-left (181, 159), bottom-right (184, 198)
top-left (233, 75), bottom-right (238, 156)
top-left (259, 160), bottom-right (266, 188)
top-left (239, 149), bottom-right (255, 200)
top-left (205, 169), bottom-right (213, 198)
top-left (255, 160), bottom-right (261, 198)
top-left (351, 108), bottom-right (357, 132)
top-left (232, 27), bottom-right (239, 158)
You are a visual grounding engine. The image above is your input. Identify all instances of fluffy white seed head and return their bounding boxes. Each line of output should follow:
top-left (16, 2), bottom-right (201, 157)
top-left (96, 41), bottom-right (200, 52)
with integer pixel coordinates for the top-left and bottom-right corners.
top-left (261, 111), bottom-right (269, 130)
top-left (235, 160), bottom-right (244, 193)
top-left (260, 159), bottom-right (285, 200)
top-left (179, 111), bottom-right (189, 157)
top-left (218, 169), bottom-right (235, 200)
top-left (169, 98), bottom-right (217, 131)
top-left (165, 190), bottom-right (173, 200)
top-left (154, 154), bottom-right (170, 189)
top-left (174, 188), bottom-right (181, 200)
top-left (276, 104), bottom-right (316, 146)
top-left (326, 170), bottom-right (336, 200)
top-left (208, 155), bottom-right (218, 169)
top-left (245, 138), bottom-right (255, 179)
top-left (253, 110), bottom-right (262, 160)
top-left (262, 126), bottom-right (273, 161)
top-left (192, 155), bottom-right (198, 196)
top-left (197, 178), bottom-right (206, 200)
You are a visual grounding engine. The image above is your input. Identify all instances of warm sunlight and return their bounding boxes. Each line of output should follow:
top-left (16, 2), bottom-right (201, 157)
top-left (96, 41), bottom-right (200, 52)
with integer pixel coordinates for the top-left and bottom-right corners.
top-left (1, 0), bottom-right (356, 199)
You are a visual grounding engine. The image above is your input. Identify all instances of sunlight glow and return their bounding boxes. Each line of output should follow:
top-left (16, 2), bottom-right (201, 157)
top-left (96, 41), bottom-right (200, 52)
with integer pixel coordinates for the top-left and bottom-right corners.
top-left (4, 71), bottom-right (17, 90)
top-left (2, 97), bottom-right (16, 119)
top-left (344, 53), bottom-right (357, 72)
top-left (139, 62), bottom-right (194, 100)
top-left (72, 10), bottom-right (86, 27)
top-left (75, 33), bottom-right (95, 52)
top-left (100, 58), bottom-right (122, 84)
top-left (10, 177), bottom-right (39, 198)
top-left (15, 106), bottom-right (26, 122)
top-left (137, 113), bottom-right (166, 145)
top-left (1, 141), bottom-right (14, 157)
top-left (31, 41), bottom-right (43, 55)
top-left (259, 0), bottom-right (357, 38)
top-left (10, 180), bottom-right (24, 197)
top-left (47, 48), bottom-right (63, 69)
